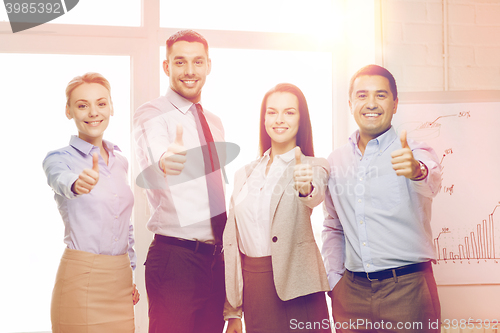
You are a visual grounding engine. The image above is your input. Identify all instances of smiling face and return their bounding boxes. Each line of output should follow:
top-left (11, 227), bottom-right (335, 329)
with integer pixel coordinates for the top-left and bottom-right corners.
top-left (163, 40), bottom-right (211, 103)
top-left (349, 74), bottom-right (398, 144)
top-left (66, 82), bottom-right (113, 146)
top-left (264, 92), bottom-right (300, 155)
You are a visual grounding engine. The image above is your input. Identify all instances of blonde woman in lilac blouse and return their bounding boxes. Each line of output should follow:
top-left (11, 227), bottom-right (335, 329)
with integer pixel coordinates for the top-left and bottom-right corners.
top-left (43, 73), bottom-right (139, 333)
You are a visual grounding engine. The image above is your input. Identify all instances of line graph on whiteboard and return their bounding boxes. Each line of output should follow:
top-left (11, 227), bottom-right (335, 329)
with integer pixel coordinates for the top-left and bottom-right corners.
top-left (394, 101), bottom-right (500, 285)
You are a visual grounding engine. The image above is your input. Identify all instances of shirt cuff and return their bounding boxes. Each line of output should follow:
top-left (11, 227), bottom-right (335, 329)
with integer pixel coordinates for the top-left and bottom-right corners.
top-left (294, 181), bottom-right (317, 199)
top-left (224, 314), bottom-right (242, 320)
top-left (223, 300), bottom-right (242, 320)
top-left (409, 160), bottom-right (441, 197)
top-left (62, 172), bottom-right (80, 199)
top-left (328, 272), bottom-right (344, 290)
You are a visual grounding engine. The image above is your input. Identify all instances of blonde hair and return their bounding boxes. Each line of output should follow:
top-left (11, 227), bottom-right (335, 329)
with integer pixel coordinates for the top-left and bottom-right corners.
top-left (65, 72), bottom-right (112, 106)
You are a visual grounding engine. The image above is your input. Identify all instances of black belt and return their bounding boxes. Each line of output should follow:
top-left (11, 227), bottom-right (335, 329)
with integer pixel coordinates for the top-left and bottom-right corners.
top-left (348, 261), bottom-right (431, 281)
top-left (154, 234), bottom-right (222, 256)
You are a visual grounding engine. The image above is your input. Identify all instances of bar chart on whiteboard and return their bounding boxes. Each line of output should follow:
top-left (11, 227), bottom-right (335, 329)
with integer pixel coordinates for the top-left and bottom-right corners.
top-left (393, 100), bottom-right (500, 285)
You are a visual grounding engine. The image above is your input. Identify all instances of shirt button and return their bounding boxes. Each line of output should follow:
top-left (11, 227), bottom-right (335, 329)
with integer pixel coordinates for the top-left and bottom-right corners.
top-left (366, 264), bottom-right (370, 268)
top-left (272, 236), bottom-right (278, 243)
top-left (359, 177), bottom-right (363, 181)
top-left (115, 216), bottom-right (118, 219)
top-left (363, 242), bottom-right (366, 246)
top-left (358, 199), bottom-right (362, 203)
top-left (360, 220), bottom-right (363, 224)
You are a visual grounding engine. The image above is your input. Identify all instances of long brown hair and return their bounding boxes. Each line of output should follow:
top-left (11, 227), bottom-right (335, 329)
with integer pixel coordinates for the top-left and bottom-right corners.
top-left (258, 83), bottom-right (315, 157)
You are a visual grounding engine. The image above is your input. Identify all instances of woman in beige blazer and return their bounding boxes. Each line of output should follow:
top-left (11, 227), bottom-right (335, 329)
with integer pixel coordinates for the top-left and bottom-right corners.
top-left (224, 83), bottom-right (331, 333)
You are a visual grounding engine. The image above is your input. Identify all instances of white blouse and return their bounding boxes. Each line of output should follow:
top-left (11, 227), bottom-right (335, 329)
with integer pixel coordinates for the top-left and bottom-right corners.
top-left (233, 147), bottom-right (296, 257)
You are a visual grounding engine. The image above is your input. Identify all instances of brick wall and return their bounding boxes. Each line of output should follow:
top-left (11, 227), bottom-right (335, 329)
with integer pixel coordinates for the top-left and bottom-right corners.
top-left (381, 0), bottom-right (500, 92)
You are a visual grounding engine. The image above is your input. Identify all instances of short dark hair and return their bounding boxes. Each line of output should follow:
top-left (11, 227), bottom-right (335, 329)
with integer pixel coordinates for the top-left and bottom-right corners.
top-left (349, 64), bottom-right (398, 101)
top-left (166, 30), bottom-right (209, 58)
top-left (259, 83), bottom-right (315, 157)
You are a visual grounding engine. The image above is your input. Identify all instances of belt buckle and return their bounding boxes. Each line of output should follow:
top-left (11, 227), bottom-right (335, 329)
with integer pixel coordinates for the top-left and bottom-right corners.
top-left (213, 244), bottom-right (222, 255)
top-left (193, 240), bottom-right (200, 253)
top-left (366, 272), bottom-right (376, 282)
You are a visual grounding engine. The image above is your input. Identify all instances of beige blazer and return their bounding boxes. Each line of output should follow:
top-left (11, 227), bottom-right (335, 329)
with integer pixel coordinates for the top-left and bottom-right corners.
top-left (223, 153), bottom-right (331, 318)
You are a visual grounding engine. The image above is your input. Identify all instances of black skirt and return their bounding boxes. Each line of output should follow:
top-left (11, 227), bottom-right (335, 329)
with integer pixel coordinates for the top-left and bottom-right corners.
top-left (242, 254), bottom-right (331, 333)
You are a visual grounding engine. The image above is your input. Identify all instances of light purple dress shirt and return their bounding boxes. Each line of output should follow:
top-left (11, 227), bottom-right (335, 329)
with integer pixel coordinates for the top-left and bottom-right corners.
top-left (43, 135), bottom-right (136, 269)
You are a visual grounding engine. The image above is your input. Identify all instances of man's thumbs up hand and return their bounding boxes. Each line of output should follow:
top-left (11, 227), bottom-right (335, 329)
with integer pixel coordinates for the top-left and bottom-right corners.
top-left (174, 123), bottom-right (184, 146)
top-left (391, 130), bottom-right (422, 179)
top-left (400, 129), bottom-right (410, 149)
top-left (160, 124), bottom-right (187, 176)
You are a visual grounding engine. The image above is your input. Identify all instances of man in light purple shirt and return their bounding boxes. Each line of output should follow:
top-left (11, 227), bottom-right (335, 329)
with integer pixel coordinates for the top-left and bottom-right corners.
top-left (322, 65), bottom-right (442, 332)
top-left (133, 30), bottom-right (226, 333)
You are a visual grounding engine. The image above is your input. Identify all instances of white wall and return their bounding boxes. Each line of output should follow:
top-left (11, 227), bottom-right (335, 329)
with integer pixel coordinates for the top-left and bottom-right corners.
top-left (380, 0), bottom-right (500, 92)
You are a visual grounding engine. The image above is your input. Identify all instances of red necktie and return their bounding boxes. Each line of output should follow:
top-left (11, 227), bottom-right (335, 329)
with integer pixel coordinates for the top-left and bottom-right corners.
top-left (193, 103), bottom-right (227, 244)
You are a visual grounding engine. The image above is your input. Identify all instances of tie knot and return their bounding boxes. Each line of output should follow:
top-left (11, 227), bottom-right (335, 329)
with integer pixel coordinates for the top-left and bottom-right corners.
top-left (195, 103), bottom-right (203, 113)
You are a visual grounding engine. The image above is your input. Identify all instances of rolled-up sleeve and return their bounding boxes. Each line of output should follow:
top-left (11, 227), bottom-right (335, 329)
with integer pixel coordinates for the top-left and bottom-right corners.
top-left (321, 187), bottom-right (345, 289)
top-left (410, 140), bottom-right (442, 198)
top-left (128, 222), bottom-right (137, 270)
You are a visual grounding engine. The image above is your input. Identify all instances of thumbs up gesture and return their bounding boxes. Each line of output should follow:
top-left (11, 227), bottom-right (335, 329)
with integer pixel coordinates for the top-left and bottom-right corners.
top-left (160, 124), bottom-right (187, 175)
top-left (390, 130), bottom-right (422, 179)
top-left (293, 146), bottom-right (313, 196)
top-left (72, 152), bottom-right (100, 194)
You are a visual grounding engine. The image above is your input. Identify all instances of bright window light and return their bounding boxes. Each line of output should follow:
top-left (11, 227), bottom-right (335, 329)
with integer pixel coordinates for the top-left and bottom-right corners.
top-left (160, 0), bottom-right (338, 35)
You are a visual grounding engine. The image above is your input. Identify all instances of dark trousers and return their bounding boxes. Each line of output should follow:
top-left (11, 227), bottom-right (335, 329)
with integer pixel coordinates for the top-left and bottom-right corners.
top-left (331, 265), bottom-right (441, 333)
top-left (145, 238), bottom-right (225, 333)
top-left (242, 255), bottom-right (330, 333)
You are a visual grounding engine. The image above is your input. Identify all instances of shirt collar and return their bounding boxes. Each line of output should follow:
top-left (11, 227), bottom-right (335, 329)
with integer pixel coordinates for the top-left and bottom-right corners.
top-left (262, 147), bottom-right (296, 163)
top-left (348, 130), bottom-right (360, 149)
top-left (69, 135), bottom-right (121, 156)
top-left (349, 126), bottom-right (397, 153)
top-left (165, 87), bottom-right (200, 115)
top-left (377, 126), bottom-right (398, 151)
